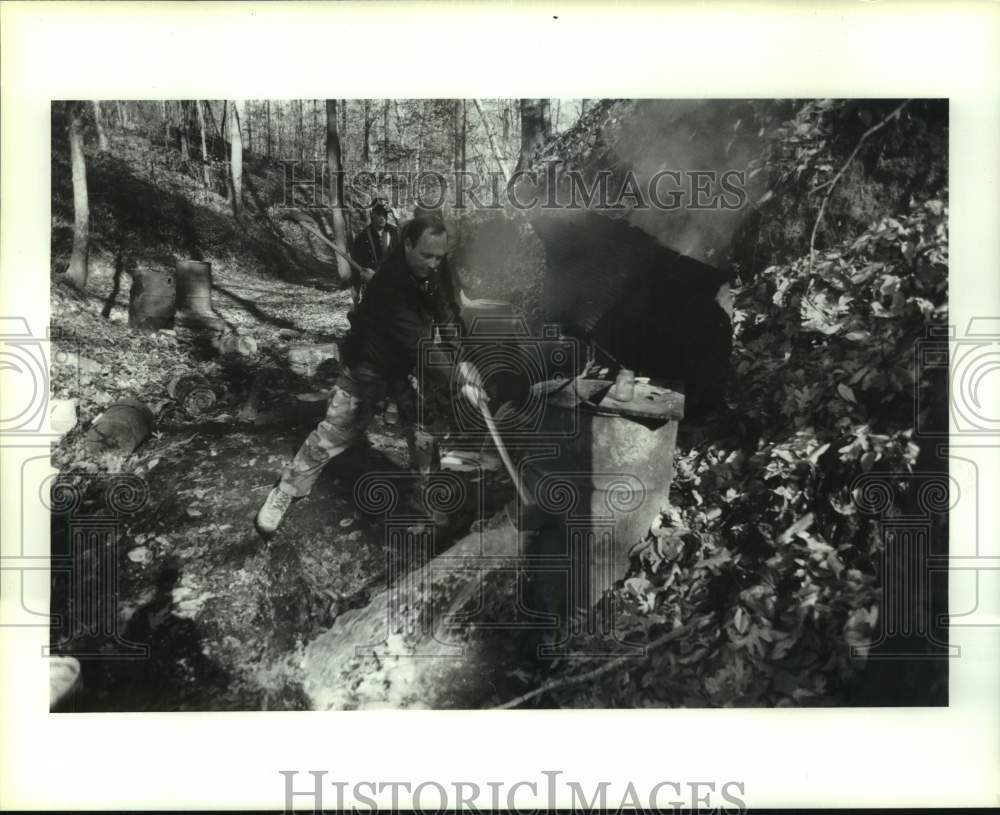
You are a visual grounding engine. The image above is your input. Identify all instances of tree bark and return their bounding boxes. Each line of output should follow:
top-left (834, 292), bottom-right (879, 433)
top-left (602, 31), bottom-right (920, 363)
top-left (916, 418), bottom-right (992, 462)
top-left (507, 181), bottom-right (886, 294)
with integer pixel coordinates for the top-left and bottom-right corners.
top-left (196, 100), bottom-right (210, 186)
top-left (229, 100), bottom-right (243, 216)
top-left (65, 103), bottom-right (90, 290)
top-left (473, 98), bottom-right (509, 178)
top-left (382, 99), bottom-right (389, 163)
top-left (298, 99), bottom-right (305, 163)
top-left (414, 100), bottom-right (425, 176)
top-left (325, 100), bottom-right (352, 287)
top-left (516, 98), bottom-right (551, 173)
top-left (393, 99), bottom-right (404, 143)
top-left (266, 100), bottom-right (272, 158)
top-left (179, 101), bottom-right (190, 161)
top-left (162, 100), bottom-right (170, 148)
top-left (276, 101), bottom-right (282, 157)
top-left (244, 100), bottom-right (252, 155)
top-left (452, 100), bottom-right (460, 173)
top-left (310, 100), bottom-right (317, 160)
top-left (339, 99), bottom-right (347, 152)
top-left (91, 101), bottom-right (109, 152)
top-left (362, 99), bottom-right (371, 165)
top-left (461, 99), bottom-right (467, 175)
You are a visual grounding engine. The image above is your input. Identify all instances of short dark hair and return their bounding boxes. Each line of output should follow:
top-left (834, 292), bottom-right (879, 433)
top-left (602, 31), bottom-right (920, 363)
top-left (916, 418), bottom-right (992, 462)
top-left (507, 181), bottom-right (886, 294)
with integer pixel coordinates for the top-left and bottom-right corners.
top-left (401, 213), bottom-right (447, 246)
top-left (371, 202), bottom-right (388, 217)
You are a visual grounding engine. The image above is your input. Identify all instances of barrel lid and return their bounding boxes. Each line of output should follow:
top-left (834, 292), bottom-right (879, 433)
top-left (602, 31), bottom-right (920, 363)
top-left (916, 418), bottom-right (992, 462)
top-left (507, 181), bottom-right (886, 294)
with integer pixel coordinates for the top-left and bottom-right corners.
top-left (533, 377), bottom-right (684, 421)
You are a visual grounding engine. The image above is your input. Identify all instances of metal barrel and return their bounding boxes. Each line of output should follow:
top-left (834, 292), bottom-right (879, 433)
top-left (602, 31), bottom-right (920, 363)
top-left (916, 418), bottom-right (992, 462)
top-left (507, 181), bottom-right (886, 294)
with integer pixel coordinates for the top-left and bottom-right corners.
top-left (522, 378), bottom-right (683, 614)
top-left (175, 260), bottom-right (224, 330)
top-left (167, 373), bottom-right (216, 415)
top-left (84, 398), bottom-right (155, 456)
top-left (128, 267), bottom-right (176, 331)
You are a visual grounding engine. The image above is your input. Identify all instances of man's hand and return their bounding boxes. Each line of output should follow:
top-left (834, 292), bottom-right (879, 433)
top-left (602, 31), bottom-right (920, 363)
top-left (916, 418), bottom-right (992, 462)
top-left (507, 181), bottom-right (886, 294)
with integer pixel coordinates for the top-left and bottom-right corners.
top-left (457, 361), bottom-right (488, 409)
top-left (361, 267), bottom-right (376, 283)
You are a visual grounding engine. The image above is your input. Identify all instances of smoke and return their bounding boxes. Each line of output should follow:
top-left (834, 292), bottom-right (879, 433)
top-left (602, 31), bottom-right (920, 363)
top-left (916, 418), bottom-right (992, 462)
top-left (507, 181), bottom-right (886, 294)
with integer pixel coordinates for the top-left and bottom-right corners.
top-left (601, 99), bottom-right (770, 265)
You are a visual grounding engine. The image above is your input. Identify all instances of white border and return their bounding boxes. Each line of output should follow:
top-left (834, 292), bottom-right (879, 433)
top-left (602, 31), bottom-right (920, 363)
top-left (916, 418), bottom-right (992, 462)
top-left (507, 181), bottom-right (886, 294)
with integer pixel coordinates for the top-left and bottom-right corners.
top-left (2, 1), bottom-right (998, 809)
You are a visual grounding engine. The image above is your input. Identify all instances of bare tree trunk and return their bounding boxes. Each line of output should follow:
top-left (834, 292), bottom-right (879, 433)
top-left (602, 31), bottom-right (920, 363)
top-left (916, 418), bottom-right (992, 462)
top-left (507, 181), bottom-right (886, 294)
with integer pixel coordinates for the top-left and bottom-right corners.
top-left (461, 99), bottom-right (467, 175)
top-left (453, 100), bottom-right (462, 173)
top-left (229, 101), bottom-right (243, 216)
top-left (325, 100), bottom-right (352, 287)
top-left (473, 99), bottom-right (509, 178)
top-left (554, 99), bottom-right (561, 132)
top-left (204, 101), bottom-right (223, 145)
top-left (297, 99), bottom-right (304, 163)
top-left (91, 101), bottom-right (109, 152)
top-left (65, 103), bottom-right (90, 290)
top-left (382, 100), bottom-right (389, 164)
top-left (276, 101), bottom-right (282, 157)
top-left (393, 99), bottom-right (404, 142)
top-left (362, 99), bottom-right (371, 165)
top-left (266, 100), bottom-right (272, 158)
top-left (196, 101), bottom-right (210, 186)
top-left (415, 101), bottom-right (425, 176)
top-left (310, 100), bottom-right (317, 159)
top-left (162, 100), bottom-right (170, 148)
top-left (339, 99), bottom-right (346, 150)
top-left (244, 100), bottom-right (252, 155)
top-left (220, 100), bottom-right (228, 146)
top-left (179, 101), bottom-right (190, 161)
top-left (516, 98), bottom-right (551, 173)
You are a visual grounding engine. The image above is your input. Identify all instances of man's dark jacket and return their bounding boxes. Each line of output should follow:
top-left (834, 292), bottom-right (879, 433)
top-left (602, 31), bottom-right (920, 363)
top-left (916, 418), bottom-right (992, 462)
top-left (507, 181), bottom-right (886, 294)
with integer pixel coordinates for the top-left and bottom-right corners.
top-left (344, 245), bottom-right (465, 381)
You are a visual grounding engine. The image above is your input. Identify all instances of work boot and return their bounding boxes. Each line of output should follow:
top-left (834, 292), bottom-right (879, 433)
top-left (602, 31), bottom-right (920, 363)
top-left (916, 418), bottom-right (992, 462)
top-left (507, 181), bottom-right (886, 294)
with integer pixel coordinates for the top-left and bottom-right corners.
top-left (255, 486), bottom-right (295, 538)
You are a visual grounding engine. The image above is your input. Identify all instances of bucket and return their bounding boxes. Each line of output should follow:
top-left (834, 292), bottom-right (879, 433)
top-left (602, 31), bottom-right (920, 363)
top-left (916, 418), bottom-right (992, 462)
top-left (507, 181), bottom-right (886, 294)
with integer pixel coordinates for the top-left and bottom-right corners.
top-left (128, 268), bottom-right (175, 331)
top-left (84, 398), bottom-right (155, 456)
top-left (175, 260), bottom-right (223, 330)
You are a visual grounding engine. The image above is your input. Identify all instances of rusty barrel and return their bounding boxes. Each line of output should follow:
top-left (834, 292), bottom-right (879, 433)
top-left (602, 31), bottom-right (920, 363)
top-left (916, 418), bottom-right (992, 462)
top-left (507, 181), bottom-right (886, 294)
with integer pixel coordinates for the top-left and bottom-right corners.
top-left (128, 267), bottom-right (176, 330)
top-left (167, 373), bottom-right (216, 415)
top-left (84, 398), bottom-right (155, 456)
top-left (175, 260), bottom-right (224, 330)
top-left (521, 377), bottom-right (684, 617)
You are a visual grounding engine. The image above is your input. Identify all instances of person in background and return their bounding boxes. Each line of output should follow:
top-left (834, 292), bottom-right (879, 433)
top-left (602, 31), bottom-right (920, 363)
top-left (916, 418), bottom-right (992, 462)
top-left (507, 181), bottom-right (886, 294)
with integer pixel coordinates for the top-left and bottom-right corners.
top-left (349, 201), bottom-right (397, 299)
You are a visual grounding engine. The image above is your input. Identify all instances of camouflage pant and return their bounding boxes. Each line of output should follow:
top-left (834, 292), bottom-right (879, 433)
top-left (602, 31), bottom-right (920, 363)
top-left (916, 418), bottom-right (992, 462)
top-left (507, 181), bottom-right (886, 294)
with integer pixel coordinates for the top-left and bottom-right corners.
top-left (279, 363), bottom-right (439, 498)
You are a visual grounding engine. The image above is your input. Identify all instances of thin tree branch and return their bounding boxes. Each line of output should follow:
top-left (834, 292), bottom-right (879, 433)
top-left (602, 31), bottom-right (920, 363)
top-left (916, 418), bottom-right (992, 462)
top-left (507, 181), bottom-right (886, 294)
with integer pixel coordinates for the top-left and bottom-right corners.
top-left (808, 99), bottom-right (911, 274)
top-left (492, 613), bottom-right (715, 710)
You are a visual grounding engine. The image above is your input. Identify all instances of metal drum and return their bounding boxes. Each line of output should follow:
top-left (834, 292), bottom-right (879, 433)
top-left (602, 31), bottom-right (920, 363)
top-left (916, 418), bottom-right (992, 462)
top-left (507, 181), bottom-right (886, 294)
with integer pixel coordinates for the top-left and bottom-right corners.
top-left (84, 398), bottom-right (155, 456)
top-left (175, 260), bottom-right (223, 330)
top-left (521, 377), bottom-right (684, 618)
top-left (128, 267), bottom-right (175, 331)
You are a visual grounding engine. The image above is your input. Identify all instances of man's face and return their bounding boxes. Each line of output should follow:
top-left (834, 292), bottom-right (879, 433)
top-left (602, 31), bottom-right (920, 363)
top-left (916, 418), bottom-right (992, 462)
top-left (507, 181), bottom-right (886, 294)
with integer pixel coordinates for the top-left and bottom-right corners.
top-left (371, 211), bottom-right (387, 230)
top-left (404, 230), bottom-right (447, 279)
